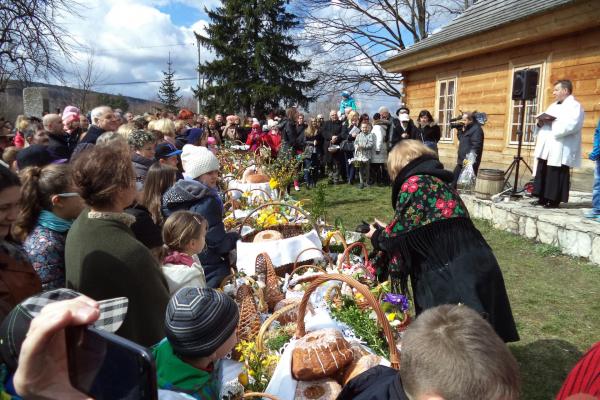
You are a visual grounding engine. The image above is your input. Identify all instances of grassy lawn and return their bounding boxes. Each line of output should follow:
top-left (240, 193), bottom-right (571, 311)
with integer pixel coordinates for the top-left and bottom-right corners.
top-left (295, 181), bottom-right (600, 400)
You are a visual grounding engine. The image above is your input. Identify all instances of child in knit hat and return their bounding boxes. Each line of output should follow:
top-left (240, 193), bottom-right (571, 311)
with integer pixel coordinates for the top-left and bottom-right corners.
top-left (162, 145), bottom-right (240, 288)
top-left (153, 287), bottom-right (240, 399)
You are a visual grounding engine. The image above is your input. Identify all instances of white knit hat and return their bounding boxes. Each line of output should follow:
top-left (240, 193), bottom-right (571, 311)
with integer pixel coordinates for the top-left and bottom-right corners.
top-left (181, 144), bottom-right (219, 179)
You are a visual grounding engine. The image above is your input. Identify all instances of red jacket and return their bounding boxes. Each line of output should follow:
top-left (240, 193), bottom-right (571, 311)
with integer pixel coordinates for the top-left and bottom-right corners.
top-left (556, 341), bottom-right (600, 399)
top-left (264, 132), bottom-right (282, 157)
top-left (246, 128), bottom-right (264, 152)
top-left (13, 131), bottom-right (25, 148)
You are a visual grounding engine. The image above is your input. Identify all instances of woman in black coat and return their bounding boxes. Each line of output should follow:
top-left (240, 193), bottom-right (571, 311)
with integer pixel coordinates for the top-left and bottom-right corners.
top-left (340, 111), bottom-right (360, 184)
top-left (414, 110), bottom-right (441, 153)
top-left (366, 140), bottom-right (518, 343)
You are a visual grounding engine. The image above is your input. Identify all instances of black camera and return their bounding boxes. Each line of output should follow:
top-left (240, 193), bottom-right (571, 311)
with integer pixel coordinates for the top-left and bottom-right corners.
top-left (449, 115), bottom-right (464, 130)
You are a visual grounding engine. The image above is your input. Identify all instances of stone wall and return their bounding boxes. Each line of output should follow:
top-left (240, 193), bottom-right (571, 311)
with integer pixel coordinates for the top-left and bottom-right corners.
top-left (462, 193), bottom-right (600, 265)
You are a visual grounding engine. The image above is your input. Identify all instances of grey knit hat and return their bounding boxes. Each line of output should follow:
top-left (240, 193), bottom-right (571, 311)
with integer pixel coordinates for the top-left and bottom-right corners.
top-left (165, 287), bottom-right (239, 358)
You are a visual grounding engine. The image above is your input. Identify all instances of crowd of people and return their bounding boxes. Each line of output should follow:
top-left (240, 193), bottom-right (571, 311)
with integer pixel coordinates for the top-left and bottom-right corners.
top-left (0, 91), bottom-right (597, 400)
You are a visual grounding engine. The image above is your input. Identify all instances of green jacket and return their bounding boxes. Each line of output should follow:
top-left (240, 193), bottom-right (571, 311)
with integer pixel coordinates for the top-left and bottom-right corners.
top-left (65, 210), bottom-right (169, 347)
top-left (153, 339), bottom-right (218, 400)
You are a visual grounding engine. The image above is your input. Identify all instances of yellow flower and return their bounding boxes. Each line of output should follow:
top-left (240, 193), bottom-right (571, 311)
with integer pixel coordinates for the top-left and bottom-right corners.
top-left (238, 372), bottom-right (248, 386)
top-left (269, 178), bottom-right (279, 189)
top-left (387, 312), bottom-right (397, 322)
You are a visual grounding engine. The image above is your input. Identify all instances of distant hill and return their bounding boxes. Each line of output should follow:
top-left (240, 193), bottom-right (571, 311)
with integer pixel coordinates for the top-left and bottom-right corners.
top-left (0, 80), bottom-right (163, 122)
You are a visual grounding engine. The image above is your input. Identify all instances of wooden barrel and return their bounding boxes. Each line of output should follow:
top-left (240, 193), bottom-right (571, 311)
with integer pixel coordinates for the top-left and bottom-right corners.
top-left (474, 169), bottom-right (505, 200)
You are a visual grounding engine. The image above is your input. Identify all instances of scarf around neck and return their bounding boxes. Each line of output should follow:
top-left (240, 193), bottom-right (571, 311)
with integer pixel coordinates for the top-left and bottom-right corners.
top-left (391, 155), bottom-right (454, 208)
top-left (164, 251), bottom-right (195, 267)
top-left (38, 210), bottom-right (73, 233)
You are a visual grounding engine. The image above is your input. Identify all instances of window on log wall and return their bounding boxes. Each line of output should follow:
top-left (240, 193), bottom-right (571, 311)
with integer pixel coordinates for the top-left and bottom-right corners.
top-left (509, 64), bottom-right (543, 145)
top-left (436, 77), bottom-right (457, 141)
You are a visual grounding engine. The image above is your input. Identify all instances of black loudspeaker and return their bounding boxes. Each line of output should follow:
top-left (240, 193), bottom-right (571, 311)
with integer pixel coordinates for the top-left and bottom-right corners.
top-left (512, 69), bottom-right (539, 100)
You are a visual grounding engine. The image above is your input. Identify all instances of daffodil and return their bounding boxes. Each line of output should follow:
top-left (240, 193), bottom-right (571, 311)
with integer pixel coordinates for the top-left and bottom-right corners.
top-left (238, 372), bottom-right (249, 386)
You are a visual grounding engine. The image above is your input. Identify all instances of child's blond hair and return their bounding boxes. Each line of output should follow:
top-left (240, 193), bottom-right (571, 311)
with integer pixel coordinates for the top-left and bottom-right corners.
top-left (162, 211), bottom-right (206, 254)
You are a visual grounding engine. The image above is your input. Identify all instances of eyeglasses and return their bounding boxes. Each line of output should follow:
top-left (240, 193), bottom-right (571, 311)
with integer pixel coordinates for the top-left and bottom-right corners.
top-left (56, 192), bottom-right (80, 197)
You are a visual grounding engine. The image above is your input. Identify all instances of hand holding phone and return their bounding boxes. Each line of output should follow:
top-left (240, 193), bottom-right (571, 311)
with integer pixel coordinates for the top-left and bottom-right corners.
top-left (66, 326), bottom-right (158, 400)
top-left (12, 296), bottom-right (100, 400)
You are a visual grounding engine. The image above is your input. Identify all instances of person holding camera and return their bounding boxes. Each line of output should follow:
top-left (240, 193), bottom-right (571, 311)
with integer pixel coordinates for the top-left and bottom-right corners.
top-left (452, 111), bottom-right (484, 188)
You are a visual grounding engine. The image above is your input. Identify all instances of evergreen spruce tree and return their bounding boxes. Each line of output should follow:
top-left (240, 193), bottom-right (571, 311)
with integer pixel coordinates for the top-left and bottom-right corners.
top-left (195, 0), bottom-right (317, 117)
top-left (158, 54), bottom-right (182, 114)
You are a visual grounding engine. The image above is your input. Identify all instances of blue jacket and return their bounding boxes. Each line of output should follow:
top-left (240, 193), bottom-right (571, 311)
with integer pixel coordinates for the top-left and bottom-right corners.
top-left (590, 118), bottom-right (600, 161)
top-left (162, 180), bottom-right (239, 287)
top-left (340, 97), bottom-right (357, 115)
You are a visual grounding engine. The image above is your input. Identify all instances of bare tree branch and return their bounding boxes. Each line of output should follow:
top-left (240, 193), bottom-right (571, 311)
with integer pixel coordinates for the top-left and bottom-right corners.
top-left (0, 0), bottom-right (79, 91)
top-left (296, 0), bottom-right (469, 99)
top-left (73, 48), bottom-right (105, 113)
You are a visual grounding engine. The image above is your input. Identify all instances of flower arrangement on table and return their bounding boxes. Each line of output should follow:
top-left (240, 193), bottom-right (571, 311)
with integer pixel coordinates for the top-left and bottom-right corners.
top-left (327, 294), bottom-right (390, 358)
top-left (321, 218), bottom-right (365, 255)
top-left (380, 292), bottom-right (410, 330)
top-left (251, 202), bottom-right (310, 231)
top-left (327, 284), bottom-right (410, 356)
top-left (217, 148), bottom-right (255, 178)
top-left (236, 340), bottom-right (279, 393)
top-left (263, 147), bottom-right (304, 197)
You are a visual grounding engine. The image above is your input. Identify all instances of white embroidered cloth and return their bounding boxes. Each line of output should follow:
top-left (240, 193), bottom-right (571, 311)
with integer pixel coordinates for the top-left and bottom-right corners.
top-left (236, 229), bottom-right (323, 275)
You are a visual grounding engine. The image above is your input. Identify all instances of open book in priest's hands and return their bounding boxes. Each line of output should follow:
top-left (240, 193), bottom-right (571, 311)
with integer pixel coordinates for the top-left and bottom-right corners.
top-left (535, 112), bottom-right (557, 121)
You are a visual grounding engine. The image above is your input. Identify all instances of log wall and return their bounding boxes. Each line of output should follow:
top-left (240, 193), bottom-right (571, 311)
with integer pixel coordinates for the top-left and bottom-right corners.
top-left (403, 27), bottom-right (600, 190)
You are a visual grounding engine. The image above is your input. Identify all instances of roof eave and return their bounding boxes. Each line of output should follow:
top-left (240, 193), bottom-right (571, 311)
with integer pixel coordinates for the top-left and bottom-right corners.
top-left (381, 0), bottom-right (599, 73)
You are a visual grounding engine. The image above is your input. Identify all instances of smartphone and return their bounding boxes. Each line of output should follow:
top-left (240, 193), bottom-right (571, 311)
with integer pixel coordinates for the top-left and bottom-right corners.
top-left (66, 326), bottom-right (158, 400)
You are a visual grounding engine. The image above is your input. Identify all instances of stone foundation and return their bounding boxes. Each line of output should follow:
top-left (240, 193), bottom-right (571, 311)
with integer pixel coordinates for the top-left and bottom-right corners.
top-left (462, 192), bottom-right (600, 265)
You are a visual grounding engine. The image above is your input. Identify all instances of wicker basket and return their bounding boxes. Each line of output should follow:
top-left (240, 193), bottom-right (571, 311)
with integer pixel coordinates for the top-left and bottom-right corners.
top-left (243, 392), bottom-right (280, 400)
top-left (220, 275), bottom-right (268, 314)
top-left (236, 284), bottom-right (262, 343)
top-left (238, 202), bottom-right (319, 277)
top-left (294, 273), bottom-right (400, 369)
top-left (286, 264), bottom-right (328, 296)
top-left (255, 253), bottom-right (284, 312)
top-left (325, 282), bottom-right (411, 332)
top-left (292, 247), bottom-right (334, 271)
top-left (255, 302), bottom-right (299, 353)
top-left (223, 188), bottom-right (273, 213)
top-left (322, 230), bottom-right (348, 252)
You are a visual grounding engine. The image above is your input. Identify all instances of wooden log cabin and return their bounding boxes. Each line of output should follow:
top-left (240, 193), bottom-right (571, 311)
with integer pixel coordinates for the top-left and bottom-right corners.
top-left (380, 0), bottom-right (600, 190)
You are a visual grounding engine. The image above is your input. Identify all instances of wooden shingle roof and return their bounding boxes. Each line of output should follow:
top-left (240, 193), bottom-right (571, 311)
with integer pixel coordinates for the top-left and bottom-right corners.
top-left (391, 0), bottom-right (577, 59)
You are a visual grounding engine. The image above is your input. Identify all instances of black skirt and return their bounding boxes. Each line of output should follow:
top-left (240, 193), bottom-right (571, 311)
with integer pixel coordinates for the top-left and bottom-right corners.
top-left (532, 158), bottom-right (570, 204)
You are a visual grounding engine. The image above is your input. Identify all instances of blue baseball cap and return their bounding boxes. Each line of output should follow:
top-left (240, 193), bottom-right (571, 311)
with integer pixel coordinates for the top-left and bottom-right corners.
top-left (155, 142), bottom-right (182, 160)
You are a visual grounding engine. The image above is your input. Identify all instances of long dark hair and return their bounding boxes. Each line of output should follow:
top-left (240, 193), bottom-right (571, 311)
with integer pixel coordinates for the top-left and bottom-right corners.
top-left (418, 110), bottom-right (433, 123)
top-left (13, 164), bottom-right (72, 242)
top-left (141, 163), bottom-right (177, 225)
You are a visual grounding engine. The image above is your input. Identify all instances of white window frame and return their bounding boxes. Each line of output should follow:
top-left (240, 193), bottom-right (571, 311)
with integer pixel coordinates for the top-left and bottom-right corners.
top-left (435, 76), bottom-right (458, 142)
top-left (507, 63), bottom-right (545, 145)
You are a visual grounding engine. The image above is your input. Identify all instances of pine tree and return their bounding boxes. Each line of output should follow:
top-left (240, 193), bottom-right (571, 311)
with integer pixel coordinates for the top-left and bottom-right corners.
top-left (195, 0), bottom-right (317, 117)
top-left (158, 54), bottom-right (182, 114)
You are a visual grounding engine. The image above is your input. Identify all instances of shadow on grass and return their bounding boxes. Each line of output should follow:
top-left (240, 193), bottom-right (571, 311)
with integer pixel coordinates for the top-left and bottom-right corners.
top-left (510, 339), bottom-right (582, 400)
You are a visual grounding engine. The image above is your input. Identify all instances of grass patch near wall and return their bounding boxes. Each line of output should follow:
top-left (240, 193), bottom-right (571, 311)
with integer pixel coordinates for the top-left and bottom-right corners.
top-left (297, 181), bottom-right (600, 400)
